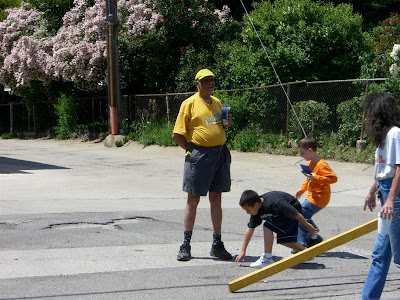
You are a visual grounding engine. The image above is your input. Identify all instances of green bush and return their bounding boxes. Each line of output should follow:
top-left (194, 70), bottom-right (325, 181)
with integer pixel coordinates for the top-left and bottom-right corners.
top-left (289, 100), bottom-right (332, 140)
top-left (138, 121), bottom-right (175, 147)
top-left (123, 118), bottom-right (175, 147)
top-left (367, 81), bottom-right (400, 102)
top-left (214, 0), bottom-right (368, 87)
top-left (336, 96), bottom-right (364, 146)
top-left (1, 132), bottom-right (17, 139)
top-left (232, 125), bottom-right (266, 152)
top-left (215, 89), bottom-right (282, 139)
top-left (54, 93), bottom-right (77, 139)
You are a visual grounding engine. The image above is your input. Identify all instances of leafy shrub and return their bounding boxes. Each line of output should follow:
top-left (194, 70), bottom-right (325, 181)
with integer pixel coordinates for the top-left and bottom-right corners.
top-left (138, 121), bottom-right (175, 147)
top-left (1, 132), bottom-right (17, 139)
top-left (54, 93), bottom-right (77, 139)
top-left (232, 125), bottom-right (266, 152)
top-left (214, 92), bottom-right (249, 142)
top-left (123, 117), bottom-right (175, 147)
top-left (336, 96), bottom-right (364, 146)
top-left (289, 100), bottom-right (332, 140)
top-left (367, 81), bottom-right (400, 102)
top-left (215, 89), bottom-right (282, 140)
top-left (263, 133), bottom-right (286, 148)
top-left (215, 0), bottom-right (368, 87)
top-left (115, 140), bottom-right (124, 147)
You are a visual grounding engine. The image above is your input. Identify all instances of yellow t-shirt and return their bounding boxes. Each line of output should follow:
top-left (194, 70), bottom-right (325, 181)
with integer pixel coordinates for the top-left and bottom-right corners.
top-left (173, 92), bottom-right (226, 147)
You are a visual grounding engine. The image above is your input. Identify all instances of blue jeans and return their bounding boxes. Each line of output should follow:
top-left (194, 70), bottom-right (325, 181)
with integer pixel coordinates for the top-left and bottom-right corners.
top-left (361, 179), bottom-right (400, 300)
top-left (298, 199), bottom-right (323, 247)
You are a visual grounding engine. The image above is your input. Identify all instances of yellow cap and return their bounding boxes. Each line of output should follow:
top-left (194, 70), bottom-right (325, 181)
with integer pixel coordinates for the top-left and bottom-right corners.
top-left (195, 69), bottom-right (215, 81)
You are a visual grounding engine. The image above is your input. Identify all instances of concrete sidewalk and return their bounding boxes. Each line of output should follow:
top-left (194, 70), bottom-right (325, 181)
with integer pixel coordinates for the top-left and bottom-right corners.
top-left (0, 139), bottom-right (399, 300)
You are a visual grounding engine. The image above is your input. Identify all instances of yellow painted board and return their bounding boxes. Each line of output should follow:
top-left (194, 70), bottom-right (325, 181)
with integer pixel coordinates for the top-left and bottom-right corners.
top-left (228, 218), bottom-right (377, 293)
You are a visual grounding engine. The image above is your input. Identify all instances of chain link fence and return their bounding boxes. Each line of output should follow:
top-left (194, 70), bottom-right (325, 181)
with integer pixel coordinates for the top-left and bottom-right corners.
top-left (0, 78), bottom-right (398, 141)
top-left (131, 78), bottom-right (394, 140)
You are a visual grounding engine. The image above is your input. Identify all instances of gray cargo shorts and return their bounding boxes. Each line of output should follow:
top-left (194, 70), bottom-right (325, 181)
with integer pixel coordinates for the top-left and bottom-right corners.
top-left (182, 143), bottom-right (231, 196)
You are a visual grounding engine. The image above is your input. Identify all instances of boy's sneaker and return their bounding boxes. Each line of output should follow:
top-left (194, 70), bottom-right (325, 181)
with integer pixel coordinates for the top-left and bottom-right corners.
top-left (308, 235), bottom-right (323, 247)
top-left (210, 242), bottom-right (232, 260)
top-left (250, 256), bottom-right (275, 268)
top-left (177, 244), bottom-right (191, 261)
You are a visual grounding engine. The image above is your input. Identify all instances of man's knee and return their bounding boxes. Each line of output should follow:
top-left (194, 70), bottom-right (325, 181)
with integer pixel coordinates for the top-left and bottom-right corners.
top-left (209, 192), bottom-right (222, 203)
top-left (187, 194), bottom-right (200, 206)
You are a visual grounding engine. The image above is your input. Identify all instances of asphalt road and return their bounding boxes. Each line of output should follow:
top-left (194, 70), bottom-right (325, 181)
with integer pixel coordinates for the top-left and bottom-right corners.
top-left (0, 139), bottom-right (399, 300)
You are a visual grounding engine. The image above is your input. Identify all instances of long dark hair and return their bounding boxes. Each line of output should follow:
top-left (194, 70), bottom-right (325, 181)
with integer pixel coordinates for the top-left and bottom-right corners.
top-left (363, 92), bottom-right (400, 147)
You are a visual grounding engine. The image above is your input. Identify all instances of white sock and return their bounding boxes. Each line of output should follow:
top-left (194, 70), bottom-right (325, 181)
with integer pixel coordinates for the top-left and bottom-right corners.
top-left (310, 235), bottom-right (318, 239)
top-left (263, 253), bottom-right (272, 259)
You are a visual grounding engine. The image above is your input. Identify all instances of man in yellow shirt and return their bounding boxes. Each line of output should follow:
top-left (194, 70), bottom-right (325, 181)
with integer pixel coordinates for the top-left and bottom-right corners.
top-left (173, 69), bottom-right (233, 261)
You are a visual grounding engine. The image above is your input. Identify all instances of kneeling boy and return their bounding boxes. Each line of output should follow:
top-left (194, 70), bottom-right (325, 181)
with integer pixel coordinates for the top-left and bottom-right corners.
top-left (235, 190), bottom-right (317, 268)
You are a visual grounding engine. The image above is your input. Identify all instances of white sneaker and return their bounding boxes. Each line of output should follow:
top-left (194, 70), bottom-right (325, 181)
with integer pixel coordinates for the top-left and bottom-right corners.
top-left (250, 256), bottom-right (275, 268)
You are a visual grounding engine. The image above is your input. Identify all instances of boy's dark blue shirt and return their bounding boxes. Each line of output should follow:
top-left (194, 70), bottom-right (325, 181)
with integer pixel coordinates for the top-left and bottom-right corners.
top-left (247, 191), bottom-right (302, 228)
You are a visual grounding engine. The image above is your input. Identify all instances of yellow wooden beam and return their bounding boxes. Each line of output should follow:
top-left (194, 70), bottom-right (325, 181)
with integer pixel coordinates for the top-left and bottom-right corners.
top-left (228, 218), bottom-right (377, 293)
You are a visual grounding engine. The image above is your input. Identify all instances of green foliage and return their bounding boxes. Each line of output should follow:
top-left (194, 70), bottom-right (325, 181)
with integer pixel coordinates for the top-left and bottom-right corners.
top-left (53, 93), bottom-right (77, 139)
top-left (317, 132), bottom-right (375, 164)
top-left (289, 100), bottom-right (331, 140)
top-left (215, 0), bottom-right (368, 88)
top-left (115, 136), bottom-right (128, 147)
top-left (137, 121), bottom-right (175, 147)
top-left (27, 0), bottom-right (74, 34)
top-left (1, 131), bottom-right (17, 139)
top-left (367, 13), bottom-right (400, 78)
top-left (227, 126), bottom-right (375, 163)
top-left (175, 46), bottom-right (214, 92)
top-left (367, 80), bottom-right (400, 101)
top-left (213, 40), bottom-right (268, 89)
top-left (232, 124), bottom-right (265, 152)
top-left (122, 117), bottom-right (175, 147)
top-left (120, 0), bottom-right (240, 94)
top-left (215, 89), bottom-right (282, 139)
top-left (0, 0), bottom-right (20, 21)
top-left (336, 96), bottom-right (364, 146)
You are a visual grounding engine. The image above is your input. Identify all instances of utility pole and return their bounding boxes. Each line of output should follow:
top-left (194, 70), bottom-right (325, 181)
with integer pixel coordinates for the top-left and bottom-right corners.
top-left (106, 0), bottom-right (120, 135)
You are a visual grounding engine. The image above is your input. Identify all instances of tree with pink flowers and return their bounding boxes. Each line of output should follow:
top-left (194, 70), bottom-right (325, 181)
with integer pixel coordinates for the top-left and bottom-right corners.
top-left (0, 2), bottom-right (52, 92)
top-left (0, 0), bottom-right (233, 99)
top-left (0, 0), bottom-right (163, 97)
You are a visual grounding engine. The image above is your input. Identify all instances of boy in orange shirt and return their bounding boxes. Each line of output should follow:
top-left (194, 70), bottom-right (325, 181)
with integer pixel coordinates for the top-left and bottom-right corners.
top-left (295, 137), bottom-right (338, 248)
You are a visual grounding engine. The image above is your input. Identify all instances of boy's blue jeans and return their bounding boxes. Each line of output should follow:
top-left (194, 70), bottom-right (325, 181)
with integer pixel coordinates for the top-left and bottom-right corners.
top-left (297, 199), bottom-right (322, 247)
top-left (361, 179), bottom-right (400, 300)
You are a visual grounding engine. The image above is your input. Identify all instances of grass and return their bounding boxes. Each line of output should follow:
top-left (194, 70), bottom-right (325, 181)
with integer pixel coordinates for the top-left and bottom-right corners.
top-left (126, 120), bottom-right (375, 164)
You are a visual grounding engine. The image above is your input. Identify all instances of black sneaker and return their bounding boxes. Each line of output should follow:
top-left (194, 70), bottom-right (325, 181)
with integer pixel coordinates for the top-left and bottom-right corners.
top-left (308, 235), bottom-right (323, 247)
top-left (210, 242), bottom-right (232, 260)
top-left (177, 244), bottom-right (191, 261)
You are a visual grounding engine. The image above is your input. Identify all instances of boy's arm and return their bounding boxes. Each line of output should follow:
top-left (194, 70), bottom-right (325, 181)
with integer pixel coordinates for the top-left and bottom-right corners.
top-left (312, 162), bottom-right (338, 184)
top-left (295, 189), bottom-right (305, 199)
top-left (295, 212), bottom-right (318, 236)
top-left (235, 227), bottom-right (255, 263)
top-left (298, 179), bottom-right (309, 196)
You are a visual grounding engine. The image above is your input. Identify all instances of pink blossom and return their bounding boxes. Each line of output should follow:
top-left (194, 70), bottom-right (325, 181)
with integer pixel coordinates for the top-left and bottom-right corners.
top-left (0, 0), bottom-right (228, 92)
top-left (214, 5), bottom-right (230, 24)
